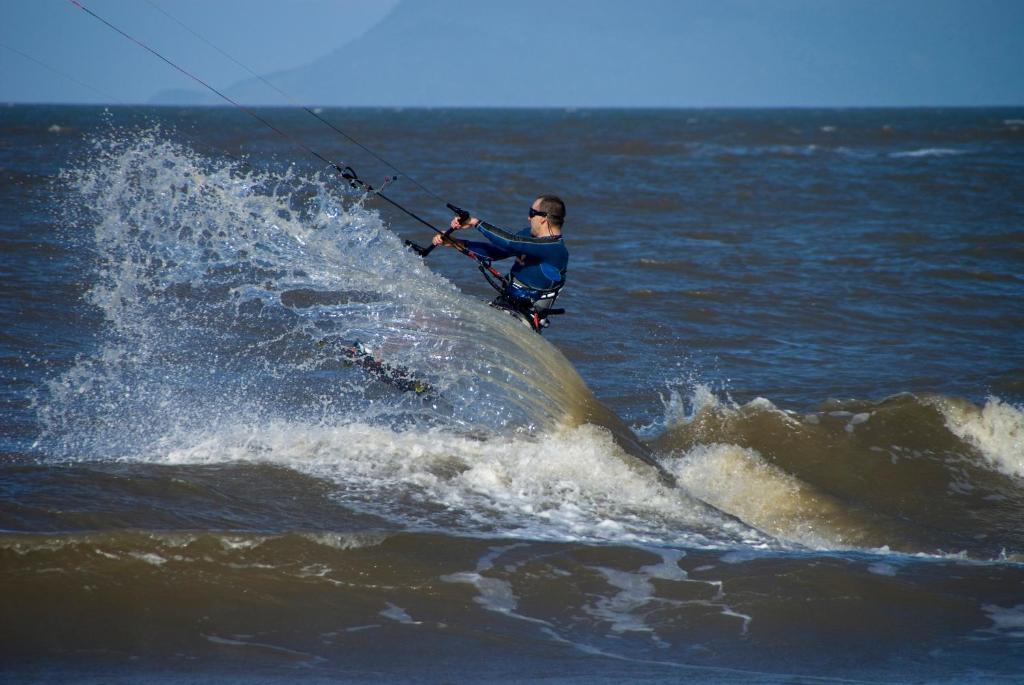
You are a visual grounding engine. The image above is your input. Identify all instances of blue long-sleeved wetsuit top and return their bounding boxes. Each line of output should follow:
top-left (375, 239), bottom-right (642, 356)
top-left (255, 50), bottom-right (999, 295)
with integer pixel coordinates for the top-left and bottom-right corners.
top-left (462, 221), bottom-right (569, 304)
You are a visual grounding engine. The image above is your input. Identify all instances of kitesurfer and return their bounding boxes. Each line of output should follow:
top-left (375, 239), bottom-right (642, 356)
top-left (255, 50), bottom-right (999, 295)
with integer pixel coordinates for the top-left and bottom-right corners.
top-left (432, 195), bottom-right (569, 329)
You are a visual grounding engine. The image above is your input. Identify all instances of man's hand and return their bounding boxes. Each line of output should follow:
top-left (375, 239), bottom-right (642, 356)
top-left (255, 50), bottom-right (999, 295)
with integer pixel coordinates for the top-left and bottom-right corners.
top-left (432, 233), bottom-right (465, 247)
top-left (433, 215), bottom-right (479, 247)
top-left (449, 216), bottom-right (480, 231)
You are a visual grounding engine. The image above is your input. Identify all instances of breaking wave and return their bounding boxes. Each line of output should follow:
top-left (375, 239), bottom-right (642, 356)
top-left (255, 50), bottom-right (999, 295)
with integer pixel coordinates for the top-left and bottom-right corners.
top-left (652, 388), bottom-right (1024, 557)
top-left (34, 128), bottom-right (1024, 561)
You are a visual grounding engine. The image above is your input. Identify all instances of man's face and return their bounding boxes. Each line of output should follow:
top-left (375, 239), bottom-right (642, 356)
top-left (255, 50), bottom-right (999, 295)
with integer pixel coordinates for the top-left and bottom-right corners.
top-left (529, 199), bottom-right (546, 237)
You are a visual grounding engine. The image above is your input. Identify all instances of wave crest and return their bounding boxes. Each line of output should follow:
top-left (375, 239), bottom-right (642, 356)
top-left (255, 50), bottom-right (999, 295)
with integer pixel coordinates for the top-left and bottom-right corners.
top-left (651, 388), bottom-right (1024, 556)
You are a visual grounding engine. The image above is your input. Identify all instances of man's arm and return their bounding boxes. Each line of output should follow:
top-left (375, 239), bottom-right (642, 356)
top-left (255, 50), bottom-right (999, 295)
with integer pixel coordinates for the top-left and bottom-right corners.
top-left (460, 240), bottom-right (513, 261)
top-left (477, 221), bottom-right (561, 259)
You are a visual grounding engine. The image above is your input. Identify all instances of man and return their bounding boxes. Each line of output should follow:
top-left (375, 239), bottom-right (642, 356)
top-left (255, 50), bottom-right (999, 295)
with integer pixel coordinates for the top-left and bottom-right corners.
top-left (432, 195), bottom-right (569, 330)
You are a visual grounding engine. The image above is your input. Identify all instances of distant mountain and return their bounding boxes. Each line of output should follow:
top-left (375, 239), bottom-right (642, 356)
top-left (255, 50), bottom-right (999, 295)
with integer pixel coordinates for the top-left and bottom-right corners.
top-left (217, 0), bottom-right (1022, 107)
top-left (227, 0), bottom-right (657, 107)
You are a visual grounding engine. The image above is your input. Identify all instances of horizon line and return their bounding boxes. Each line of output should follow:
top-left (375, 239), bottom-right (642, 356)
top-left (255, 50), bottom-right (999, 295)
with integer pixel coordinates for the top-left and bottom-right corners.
top-left (5, 101), bottom-right (1024, 111)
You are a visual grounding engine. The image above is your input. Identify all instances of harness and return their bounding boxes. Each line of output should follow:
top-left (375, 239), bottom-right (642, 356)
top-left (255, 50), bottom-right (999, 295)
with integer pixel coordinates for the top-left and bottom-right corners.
top-left (488, 275), bottom-right (566, 333)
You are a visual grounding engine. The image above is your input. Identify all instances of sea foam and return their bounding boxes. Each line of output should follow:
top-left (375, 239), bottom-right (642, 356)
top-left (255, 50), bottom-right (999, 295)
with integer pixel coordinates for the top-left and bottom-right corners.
top-left (890, 147), bottom-right (964, 158)
top-left (938, 396), bottom-right (1024, 479)
top-left (156, 419), bottom-right (759, 550)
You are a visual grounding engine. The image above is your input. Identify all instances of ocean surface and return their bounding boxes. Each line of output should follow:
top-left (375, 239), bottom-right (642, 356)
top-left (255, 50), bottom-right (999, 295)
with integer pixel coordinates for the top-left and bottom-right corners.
top-left (2, 104), bottom-right (1024, 684)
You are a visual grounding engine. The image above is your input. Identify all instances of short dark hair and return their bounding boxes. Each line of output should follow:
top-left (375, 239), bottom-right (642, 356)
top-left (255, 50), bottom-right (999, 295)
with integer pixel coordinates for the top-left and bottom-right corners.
top-left (536, 195), bottom-right (565, 228)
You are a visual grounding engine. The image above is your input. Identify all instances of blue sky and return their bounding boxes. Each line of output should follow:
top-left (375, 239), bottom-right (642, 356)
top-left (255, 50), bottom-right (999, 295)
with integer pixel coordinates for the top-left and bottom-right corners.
top-left (0, 0), bottom-right (398, 104)
top-left (2, 0), bottom-right (1022, 107)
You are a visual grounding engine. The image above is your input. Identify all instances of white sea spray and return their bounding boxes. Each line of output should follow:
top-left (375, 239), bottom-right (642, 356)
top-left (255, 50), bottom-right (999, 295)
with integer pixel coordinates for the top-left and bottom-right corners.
top-left (937, 396), bottom-right (1024, 479)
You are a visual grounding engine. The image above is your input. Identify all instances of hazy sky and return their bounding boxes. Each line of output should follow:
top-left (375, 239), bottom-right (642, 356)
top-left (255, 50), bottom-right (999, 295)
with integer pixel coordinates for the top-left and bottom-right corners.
top-left (2, 0), bottom-right (1022, 107)
top-left (0, 0), bottom-right (399, 103)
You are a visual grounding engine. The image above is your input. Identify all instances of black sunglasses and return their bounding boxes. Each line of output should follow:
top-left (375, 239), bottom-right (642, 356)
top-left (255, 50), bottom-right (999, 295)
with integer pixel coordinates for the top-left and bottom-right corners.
top-left (528, 208), bottom-right (548, 219)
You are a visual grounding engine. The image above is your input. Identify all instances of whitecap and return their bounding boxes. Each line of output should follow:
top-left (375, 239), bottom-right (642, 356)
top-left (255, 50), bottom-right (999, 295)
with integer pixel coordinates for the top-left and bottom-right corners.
top-left (867, 562), bottom-right (898, 576)
top-left (379, 602), bottom-right (421, 624)
top-left (890, 148), bottom-right (964, 158)
top-left (937, 396), bottom-right (1024, 479)
top-left (129, 552), bottom-right (167, 566)
top-left (980, 603), bottom-right (1024, 638)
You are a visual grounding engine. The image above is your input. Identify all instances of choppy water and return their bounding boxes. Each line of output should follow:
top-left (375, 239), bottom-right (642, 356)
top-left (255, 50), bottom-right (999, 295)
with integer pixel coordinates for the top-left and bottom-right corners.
top-left (2, 105), bottom-right (1024, 684)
